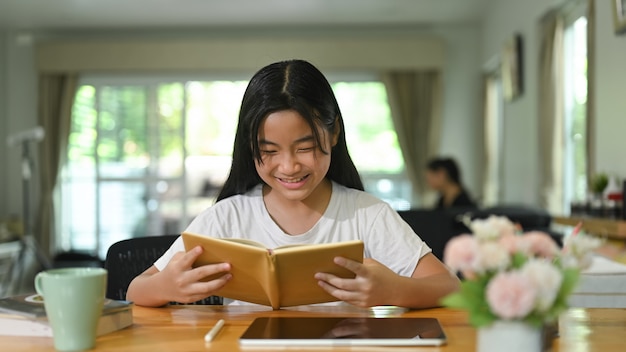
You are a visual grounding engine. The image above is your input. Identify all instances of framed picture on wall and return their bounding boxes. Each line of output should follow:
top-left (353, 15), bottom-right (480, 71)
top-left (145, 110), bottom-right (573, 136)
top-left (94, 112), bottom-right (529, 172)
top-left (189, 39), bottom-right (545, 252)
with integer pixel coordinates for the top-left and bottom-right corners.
top-left (613, 0), bottom-right (626, 34)
top-left (501, 33), bottom-right (523, 102)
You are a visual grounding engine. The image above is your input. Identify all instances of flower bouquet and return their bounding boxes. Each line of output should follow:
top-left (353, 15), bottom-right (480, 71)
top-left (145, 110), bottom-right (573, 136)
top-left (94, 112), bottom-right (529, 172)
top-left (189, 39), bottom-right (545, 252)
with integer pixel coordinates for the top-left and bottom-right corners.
top-left (441, 216), bottom-right (601, 351)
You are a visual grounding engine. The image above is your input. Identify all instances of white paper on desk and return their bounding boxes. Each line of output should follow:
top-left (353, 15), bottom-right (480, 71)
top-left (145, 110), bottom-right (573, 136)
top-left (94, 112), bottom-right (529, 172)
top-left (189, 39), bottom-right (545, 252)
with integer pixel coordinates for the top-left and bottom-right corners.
top-left (583, 256), bottom-right (626, 275)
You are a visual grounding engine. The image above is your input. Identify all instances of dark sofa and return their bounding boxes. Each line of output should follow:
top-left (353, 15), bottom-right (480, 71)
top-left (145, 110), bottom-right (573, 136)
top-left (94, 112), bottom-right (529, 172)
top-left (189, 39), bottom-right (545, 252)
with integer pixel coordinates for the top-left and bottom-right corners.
top-left (397, 205), bottom-right (558, 260)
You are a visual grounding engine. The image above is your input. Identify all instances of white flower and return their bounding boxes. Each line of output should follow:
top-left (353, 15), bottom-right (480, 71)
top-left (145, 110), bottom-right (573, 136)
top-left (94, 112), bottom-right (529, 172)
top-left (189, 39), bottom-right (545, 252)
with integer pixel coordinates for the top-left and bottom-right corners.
top-left (563, 232), bottom-right (603, 256)
top-left (562, 252), bottom-right (594, 270)
top-left (520, 259), bottom-right (563, 312)
top-left (475, 242), bottom-right (510, 273)
top-left (562, 232), bottom-right (603, 269)
top-left (470, 215), bottom-right (517, 241)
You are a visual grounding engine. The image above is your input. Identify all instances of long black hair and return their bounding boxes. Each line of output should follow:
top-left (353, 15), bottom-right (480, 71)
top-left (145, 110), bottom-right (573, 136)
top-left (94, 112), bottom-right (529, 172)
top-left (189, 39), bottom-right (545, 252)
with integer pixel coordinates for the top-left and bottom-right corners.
top-left (426, 157), bottom-right (462, 186)
top-left (217, 60), bottom-right (364, 201)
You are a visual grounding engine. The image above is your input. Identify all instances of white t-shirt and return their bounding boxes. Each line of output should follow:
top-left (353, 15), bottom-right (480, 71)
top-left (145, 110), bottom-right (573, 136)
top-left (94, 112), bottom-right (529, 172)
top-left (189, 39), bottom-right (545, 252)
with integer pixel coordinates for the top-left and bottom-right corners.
top-left (154, 182), bottom-right (431, 294)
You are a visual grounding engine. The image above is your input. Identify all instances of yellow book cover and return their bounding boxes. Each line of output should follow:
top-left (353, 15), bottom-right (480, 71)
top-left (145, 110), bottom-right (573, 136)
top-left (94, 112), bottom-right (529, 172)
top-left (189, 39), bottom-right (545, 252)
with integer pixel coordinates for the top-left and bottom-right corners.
top-left (182, 232), bottom-right (364, 309)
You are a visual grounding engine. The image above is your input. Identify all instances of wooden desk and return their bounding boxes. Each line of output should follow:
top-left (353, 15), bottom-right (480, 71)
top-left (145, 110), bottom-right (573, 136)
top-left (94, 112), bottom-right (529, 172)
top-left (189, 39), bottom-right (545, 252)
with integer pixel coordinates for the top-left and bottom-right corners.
top-left (1, 305), bottom-right (625, 351)
top-left (553, 216), bottom-right (626, 239)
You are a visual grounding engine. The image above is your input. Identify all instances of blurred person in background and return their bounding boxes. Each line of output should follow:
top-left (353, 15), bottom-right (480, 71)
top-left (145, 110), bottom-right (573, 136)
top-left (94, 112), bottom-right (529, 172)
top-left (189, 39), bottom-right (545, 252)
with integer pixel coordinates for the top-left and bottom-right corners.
top-left (425, 157), bottom-right (476, 209)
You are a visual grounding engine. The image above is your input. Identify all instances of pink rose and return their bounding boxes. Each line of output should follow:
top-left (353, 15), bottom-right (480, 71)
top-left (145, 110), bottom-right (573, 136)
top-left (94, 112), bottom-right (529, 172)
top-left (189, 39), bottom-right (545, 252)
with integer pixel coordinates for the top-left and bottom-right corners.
top-left (498, 233), bottom-right (521, 254)
top-left (486, 271), bottom-right (537, 319)
top-left (522, 231), bottom-right (559, 259)
top-left (443, 234), bottom-right (478, 274)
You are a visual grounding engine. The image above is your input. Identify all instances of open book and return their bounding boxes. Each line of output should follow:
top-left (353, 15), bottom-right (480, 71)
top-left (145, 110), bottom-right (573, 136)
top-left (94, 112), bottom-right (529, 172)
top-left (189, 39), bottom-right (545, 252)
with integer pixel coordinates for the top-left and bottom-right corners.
top-left (182, 232), bottom-right (364, 309)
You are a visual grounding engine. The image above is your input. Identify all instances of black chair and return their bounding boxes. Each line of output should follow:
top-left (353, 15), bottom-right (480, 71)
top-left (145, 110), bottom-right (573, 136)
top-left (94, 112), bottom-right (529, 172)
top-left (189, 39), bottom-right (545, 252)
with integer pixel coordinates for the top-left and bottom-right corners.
top-left (104, 235), bottom-right (222, 305)
top-left (398, 210), bottom-right (459, 260)
top-left (53, 251), bottom-right (103, 268)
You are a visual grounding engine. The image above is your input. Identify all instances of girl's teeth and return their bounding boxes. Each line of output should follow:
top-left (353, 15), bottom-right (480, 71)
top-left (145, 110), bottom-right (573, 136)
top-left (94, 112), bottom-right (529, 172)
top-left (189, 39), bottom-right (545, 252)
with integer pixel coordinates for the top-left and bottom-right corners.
top-left (282, 177), bottom-right (305, 183)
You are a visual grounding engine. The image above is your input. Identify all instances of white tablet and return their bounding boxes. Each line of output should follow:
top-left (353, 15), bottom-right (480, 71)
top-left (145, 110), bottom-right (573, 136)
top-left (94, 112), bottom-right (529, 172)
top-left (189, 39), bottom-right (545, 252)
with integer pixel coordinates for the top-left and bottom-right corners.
top-left (239, 317), bottom-right (447, 347)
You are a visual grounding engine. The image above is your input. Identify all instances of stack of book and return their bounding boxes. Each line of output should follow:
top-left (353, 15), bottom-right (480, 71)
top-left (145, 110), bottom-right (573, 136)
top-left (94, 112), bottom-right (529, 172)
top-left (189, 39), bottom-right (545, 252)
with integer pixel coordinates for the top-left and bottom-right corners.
top-left (0, 293), bottom-right (133, 336)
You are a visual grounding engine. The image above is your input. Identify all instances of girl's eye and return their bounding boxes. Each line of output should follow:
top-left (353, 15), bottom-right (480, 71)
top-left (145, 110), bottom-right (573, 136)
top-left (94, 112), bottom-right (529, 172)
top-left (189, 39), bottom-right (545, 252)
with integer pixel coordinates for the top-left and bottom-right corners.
top-left (260, 150), bottom-right (277, 155)
top-left (297, 146), bottom-right (316, 153)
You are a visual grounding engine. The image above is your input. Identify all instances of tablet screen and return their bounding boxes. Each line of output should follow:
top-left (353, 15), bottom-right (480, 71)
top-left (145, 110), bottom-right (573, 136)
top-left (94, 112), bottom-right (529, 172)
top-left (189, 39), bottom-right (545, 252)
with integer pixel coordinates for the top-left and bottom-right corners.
top-left (239, 317), bottom-right (446, 347)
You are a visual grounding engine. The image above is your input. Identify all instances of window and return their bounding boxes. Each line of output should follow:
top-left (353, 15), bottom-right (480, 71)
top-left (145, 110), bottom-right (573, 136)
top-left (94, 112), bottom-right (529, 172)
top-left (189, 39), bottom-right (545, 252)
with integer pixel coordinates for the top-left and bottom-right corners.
top-left (59, 77), bottom-right (407, 257)
top-left (562, 15), bottom-right (588, 209)
top-left (331, 82), bottom-right (410, 210)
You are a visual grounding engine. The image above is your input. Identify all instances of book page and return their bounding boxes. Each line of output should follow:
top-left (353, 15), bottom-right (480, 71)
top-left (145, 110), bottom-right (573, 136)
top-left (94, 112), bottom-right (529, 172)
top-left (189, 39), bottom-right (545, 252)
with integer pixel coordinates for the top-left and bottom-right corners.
top-left (182, 232), bottom-right (274, 306)
top-left (273, 240), bottom-right (364, 307)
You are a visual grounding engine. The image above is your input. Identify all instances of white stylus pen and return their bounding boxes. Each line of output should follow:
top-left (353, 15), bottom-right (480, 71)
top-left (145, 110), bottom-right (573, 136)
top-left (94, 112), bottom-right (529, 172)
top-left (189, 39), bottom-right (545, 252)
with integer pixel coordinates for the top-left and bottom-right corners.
top-left (204, 319), bottom-right (225, 342)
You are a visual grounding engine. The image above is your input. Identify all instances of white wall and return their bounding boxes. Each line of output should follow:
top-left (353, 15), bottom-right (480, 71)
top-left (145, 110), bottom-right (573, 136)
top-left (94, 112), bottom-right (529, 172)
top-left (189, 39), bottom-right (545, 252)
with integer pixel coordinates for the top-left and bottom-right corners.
top-left (594, 1), bottom-right (626, 178)
top-left (433, 25), bottom-right (483, 201)
top-left (0, 26), bottom-right (483, 221)
top-left (0, 31), bottom-right (6, 219)
top-left (481, 0), bottom-right (565, 206)
top-left (2, 32), bottom-right (38, 223)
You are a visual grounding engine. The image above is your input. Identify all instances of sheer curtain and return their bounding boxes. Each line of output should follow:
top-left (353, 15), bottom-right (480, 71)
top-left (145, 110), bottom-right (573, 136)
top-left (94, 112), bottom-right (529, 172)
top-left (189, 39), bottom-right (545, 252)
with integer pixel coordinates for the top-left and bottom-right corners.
top-left (382, 71), bottom-right (443, 205)
top-left (538, 12), bottom-right (565, 213)
top-left (36, 73), bottom-right (78, 256)
top-left (482, 73), bottom-right (502, 206)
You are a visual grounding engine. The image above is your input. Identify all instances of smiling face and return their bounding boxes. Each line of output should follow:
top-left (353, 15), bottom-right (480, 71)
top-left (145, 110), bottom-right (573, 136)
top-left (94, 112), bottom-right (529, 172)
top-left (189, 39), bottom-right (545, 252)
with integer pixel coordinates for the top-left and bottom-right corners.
top-left (255, 109), bottom-right (338, 205)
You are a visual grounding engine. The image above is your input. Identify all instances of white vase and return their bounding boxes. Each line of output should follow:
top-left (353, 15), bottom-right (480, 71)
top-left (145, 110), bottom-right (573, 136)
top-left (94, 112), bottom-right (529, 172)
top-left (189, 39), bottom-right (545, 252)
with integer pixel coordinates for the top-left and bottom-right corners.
top-left (477, 320), bottom-right (542, 352)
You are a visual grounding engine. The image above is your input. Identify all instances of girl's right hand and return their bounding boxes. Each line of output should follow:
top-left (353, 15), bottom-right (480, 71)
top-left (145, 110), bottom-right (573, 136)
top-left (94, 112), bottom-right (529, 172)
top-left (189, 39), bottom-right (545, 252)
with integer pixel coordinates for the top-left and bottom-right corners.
top-left (157, 245), bottom-right (232, 304)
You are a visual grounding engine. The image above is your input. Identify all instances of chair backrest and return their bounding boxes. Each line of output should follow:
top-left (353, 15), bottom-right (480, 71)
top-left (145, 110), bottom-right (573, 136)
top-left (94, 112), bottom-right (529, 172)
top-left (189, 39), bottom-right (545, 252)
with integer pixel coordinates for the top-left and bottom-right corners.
top-left (397, 210), bottom-right (455, 260)
top-left (104, 235), bottom-right (222, 305)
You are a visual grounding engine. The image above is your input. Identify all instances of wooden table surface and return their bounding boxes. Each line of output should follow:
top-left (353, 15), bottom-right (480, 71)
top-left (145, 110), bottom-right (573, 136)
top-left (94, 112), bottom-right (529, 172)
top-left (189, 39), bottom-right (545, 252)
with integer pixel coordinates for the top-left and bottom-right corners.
top-left (1, 305), bottom-right (625, 351)
top-left (553, 216), bottom-right (626, 239)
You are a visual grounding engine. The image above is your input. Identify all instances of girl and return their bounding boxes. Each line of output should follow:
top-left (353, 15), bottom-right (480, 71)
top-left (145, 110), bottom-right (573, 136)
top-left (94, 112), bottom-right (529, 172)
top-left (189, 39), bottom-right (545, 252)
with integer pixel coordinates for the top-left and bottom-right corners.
top-left (126, 60), bottom-right (459, 308)
top-left (426, 157), bottom-right (477, 209)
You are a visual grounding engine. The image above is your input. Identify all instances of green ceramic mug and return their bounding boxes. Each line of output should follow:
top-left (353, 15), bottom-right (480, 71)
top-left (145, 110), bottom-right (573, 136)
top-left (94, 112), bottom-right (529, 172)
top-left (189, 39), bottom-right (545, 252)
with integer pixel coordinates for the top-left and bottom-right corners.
top-left (34, 267), bottom-right (107, 351)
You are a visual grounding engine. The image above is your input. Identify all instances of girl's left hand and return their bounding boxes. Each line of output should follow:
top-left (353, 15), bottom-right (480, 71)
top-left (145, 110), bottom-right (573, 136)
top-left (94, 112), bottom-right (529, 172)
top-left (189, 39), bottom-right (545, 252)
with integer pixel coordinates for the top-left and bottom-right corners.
top-left (314, 257), bottom-right (399, 307)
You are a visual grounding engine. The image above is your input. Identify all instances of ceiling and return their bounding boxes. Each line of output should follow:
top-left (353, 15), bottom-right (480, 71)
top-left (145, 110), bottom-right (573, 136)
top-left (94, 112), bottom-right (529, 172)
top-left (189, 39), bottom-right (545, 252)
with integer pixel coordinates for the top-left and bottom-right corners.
top-left (0, 0), bottom-right (490, 31)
